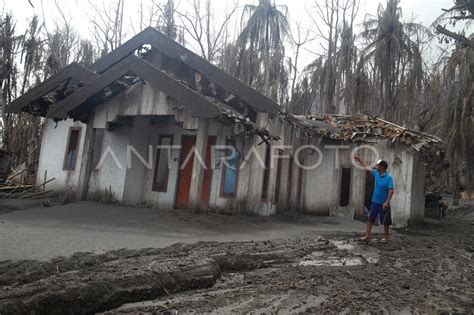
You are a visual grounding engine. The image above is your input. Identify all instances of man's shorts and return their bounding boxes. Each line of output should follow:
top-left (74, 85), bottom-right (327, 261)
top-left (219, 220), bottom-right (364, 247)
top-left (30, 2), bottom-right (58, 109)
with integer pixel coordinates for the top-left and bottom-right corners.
top-left (369, 202), bottom-right (392, 225)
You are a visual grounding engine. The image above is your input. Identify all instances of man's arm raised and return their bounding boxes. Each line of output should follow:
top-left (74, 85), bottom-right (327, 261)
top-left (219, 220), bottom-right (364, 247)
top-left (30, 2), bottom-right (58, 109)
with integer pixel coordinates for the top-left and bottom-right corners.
top-left (354, 155), bottom-right (373, 172)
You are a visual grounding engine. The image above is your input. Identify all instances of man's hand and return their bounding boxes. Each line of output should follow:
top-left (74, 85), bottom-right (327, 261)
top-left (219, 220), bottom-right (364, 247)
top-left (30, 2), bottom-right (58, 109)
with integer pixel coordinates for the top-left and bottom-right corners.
top-left (384, 189), bottom-right (394, 209)
top-left (354, 154), bottom-right (371, 171)
top-left (354, 154), bottom-right (364, 165)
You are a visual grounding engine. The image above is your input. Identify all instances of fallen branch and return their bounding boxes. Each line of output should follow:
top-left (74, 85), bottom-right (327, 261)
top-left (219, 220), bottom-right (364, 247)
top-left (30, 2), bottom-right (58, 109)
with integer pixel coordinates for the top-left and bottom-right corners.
top-left (435, 24), bottom-right (474, 48)
top-left (4, 178), bottom-right (56, 199)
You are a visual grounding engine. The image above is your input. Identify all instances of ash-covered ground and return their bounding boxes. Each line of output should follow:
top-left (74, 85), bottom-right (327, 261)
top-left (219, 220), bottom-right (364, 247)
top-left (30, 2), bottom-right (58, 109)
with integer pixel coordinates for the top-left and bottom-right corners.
top-left (112, 213), bottom-right (474, 314)
top-left (0, 202), bottom-right (473, 313)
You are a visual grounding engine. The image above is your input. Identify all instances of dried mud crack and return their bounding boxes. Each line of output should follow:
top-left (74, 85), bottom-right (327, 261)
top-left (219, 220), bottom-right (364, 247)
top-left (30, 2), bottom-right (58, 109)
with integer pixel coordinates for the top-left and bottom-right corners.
top-left (1, 216), bottom-right (473, 314)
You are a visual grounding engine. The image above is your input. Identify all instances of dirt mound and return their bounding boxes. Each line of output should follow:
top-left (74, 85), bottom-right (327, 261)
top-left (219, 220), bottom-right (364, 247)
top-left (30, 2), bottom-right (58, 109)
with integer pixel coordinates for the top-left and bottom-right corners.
top-left (0, 238), bottom-right (332, 313)
top-left (1, 217), bottom-right (473, 313)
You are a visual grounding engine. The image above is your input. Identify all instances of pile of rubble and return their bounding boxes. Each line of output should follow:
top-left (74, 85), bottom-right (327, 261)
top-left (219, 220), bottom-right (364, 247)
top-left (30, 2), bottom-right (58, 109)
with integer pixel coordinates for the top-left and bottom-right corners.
top-left (283, 113), bottom-right (444, 159)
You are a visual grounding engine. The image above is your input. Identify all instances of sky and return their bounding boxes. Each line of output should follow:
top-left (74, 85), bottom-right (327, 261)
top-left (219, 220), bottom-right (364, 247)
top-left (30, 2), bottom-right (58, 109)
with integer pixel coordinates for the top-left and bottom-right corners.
top-left (0, 0), bottom-right (463, 72)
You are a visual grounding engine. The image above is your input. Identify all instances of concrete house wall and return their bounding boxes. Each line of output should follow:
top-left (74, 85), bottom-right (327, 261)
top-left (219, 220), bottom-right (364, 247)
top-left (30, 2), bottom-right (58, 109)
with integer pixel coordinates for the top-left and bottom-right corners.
top-left (37, 118), bottom-right (87, 193)
top-left (36, 82), bottom-right (426, 227)
top-left (59, 82), bottom-right (272, 214)
top-left (139, 117), bottom-right (238, 210)
top-left (286, 135), bottom-right (426, 227)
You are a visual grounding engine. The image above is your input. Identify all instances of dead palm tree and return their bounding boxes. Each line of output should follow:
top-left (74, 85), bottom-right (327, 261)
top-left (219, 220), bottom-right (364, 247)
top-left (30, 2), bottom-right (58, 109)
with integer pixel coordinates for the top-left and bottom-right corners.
top-left (303, 56), bottom-right (326, 113)
top-left (160, 0), bottom-right (178, 41)
top-left (229, 0), bottom-right (289, 104)
top-left (1, 14), bottom-right (44, 168)
top-left (360, 0), bottom-right (427, 126)
top-left (423, 45), bottom-right (473, 203)
top-left (336, 21), bottom-right (358, 114)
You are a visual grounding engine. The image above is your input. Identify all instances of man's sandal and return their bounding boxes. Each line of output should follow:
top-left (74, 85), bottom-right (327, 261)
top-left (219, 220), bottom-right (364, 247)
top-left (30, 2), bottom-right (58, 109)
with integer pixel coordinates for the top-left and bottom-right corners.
top-left (358, 236), bottom-right (371, 242)
top-left (377, 238), bottom-right (390, 243)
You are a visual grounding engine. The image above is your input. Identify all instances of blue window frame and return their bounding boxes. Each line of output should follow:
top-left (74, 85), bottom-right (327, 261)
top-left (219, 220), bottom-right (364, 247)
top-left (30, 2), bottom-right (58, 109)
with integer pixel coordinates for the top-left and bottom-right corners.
top-left (221, 141), bottom-right (238, 197)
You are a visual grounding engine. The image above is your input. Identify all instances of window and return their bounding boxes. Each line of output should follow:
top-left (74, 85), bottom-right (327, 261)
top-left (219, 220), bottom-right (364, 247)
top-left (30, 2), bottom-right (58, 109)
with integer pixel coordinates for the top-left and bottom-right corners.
top-left (261, 144), bottom-right (271, 200)
top-left (91, 129), bottom-right (105, 170)
top-left (63, 127), bottom-right (81, 170)
top-left (287, 156), bottom-right (294, 201)
top-left (152, 135), bottom-right (173, 192)
top-left (221, 140), bottom-right (239, 197)
top-left (339, 168), bottom-right (352, 206)
top-left (274, 151), bottom-right (283, 202)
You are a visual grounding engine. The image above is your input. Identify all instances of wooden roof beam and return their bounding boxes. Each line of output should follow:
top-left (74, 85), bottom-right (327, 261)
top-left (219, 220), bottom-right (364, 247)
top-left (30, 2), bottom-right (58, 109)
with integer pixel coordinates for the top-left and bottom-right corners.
top-left (6, 63), bottom-right (97, 113)
top-left (91, 27), bottom-right (279, 114)
top-left (47, 55), bottom-right (220, 119)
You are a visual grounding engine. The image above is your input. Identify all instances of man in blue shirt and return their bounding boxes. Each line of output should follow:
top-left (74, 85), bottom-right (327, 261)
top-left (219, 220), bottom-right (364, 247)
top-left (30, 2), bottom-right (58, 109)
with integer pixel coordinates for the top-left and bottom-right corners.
top-left (355, 156), bottom-right (395, 243)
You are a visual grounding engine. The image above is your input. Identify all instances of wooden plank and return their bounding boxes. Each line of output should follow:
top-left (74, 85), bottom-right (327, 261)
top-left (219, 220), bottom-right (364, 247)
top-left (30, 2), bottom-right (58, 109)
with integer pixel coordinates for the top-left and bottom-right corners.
top-left (0, 185), bottom-right (34, 191)
top-left (4, 177), bottom-right (56, 199)
top-left (48, 57), bottom-right (135, 119)
top-left (91, 30), bottom-right (155, 73)
top-left (48, 56), bottom-right (220, 119)
top-left (375, 117), bottom-right (443, 142)
top-left (6, 63), bottom-right (98, 113)
top-left (92, 27), bottom-right (279, 114)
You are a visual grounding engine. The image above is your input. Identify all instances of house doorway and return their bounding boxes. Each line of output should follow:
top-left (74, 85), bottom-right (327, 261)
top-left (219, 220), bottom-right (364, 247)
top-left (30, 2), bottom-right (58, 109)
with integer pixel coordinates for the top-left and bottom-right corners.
top-left (339, 168), bottom-right (352, 207)
top-left (175, 136), bottom-right (215, 209)
top-left (364, 170), bottom-right (375, 212)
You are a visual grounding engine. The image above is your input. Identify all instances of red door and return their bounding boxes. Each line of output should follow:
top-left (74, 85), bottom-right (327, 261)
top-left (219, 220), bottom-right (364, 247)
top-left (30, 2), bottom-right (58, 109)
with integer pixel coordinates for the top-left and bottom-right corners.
top-left (175, 136), bottom-right (214, 209)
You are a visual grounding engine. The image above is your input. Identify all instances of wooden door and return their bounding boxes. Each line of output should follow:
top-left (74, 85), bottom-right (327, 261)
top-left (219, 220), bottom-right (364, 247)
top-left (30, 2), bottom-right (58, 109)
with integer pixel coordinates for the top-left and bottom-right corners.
top-left (175, 136), bottom-right (214, 209)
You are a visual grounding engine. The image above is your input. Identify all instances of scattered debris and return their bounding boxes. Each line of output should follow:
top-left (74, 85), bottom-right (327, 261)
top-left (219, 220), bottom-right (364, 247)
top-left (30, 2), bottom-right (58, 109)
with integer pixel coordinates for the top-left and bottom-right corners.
top-left (282, 113), bottom-right (443, 159)
top-left (0, 178), bottom-right (55, 200)
top-left (214, 98), bottom-right (279, 144)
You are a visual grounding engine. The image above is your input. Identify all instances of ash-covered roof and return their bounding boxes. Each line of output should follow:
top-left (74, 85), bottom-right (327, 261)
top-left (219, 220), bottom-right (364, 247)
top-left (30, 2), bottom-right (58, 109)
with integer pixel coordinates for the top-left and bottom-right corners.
top-left (283, 113), bottom-right (443, 157)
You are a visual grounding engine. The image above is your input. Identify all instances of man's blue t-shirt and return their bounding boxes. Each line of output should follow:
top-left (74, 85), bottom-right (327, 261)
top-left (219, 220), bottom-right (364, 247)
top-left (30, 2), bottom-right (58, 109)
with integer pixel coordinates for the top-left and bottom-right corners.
top-left (371, 169), bottom-right (394, 204)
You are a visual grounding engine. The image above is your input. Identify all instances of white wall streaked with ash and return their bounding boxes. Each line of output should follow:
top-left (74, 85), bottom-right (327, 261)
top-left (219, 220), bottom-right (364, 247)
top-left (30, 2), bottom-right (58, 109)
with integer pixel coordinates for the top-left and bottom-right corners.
top-left (37, 84), bottom-right (426, 227)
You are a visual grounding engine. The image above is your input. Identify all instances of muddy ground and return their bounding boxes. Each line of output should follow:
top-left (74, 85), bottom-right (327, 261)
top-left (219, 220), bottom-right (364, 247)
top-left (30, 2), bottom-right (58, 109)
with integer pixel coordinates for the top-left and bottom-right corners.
top-left (0, 207), bottom-right (473, 314)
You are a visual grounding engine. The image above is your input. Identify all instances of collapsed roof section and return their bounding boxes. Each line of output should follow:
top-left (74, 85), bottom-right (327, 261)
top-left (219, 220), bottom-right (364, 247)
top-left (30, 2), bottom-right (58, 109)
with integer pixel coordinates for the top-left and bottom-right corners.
top-left (46, 55), bottom-right (221, 120)
top-left (283, 113), bottom-right (443, 159)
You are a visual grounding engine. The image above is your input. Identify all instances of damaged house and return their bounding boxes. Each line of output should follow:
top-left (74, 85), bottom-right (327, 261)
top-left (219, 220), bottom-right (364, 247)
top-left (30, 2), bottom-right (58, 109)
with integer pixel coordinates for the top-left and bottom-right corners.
top-left (7, 27), bottom-right (442, 227)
